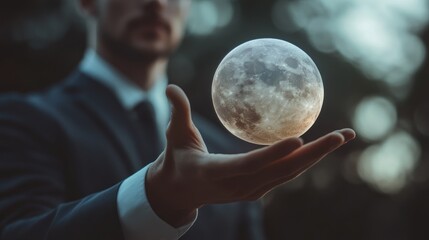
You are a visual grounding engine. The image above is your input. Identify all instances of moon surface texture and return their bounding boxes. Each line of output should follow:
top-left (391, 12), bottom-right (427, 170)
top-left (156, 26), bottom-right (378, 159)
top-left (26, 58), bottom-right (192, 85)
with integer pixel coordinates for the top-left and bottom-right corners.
top-left (212, 38), bottom-right (324, 145)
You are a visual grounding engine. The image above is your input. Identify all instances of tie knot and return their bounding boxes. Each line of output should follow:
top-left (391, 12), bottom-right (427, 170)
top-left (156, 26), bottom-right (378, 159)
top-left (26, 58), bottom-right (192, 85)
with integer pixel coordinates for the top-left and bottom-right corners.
top-left (134, 100), bottom-right (156, 120)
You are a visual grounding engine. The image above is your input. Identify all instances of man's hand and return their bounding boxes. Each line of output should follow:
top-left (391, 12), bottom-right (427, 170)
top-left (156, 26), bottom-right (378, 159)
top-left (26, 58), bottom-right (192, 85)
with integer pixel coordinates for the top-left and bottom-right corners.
top-left (146, 85), bottom-right (356, 227)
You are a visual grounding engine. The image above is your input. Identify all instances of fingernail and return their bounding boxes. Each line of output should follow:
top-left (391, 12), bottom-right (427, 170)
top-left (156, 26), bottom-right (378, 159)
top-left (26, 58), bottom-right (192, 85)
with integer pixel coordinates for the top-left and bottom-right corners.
top-left (343, 131), bottom-right (356, 143)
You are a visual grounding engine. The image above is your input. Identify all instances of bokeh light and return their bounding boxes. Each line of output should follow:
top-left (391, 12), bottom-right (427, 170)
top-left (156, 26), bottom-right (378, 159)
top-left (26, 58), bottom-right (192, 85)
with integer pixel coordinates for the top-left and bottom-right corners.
top-left (1, 0), bottom-right (429, 239)
top-left (187, 0), bottom-right (235, 36)
top-left (352, 96), bottom-right (397, 142)
top-left (272, 0), bottom-right (429, 97)
top-left (357, 131), bottom-right (421, 194)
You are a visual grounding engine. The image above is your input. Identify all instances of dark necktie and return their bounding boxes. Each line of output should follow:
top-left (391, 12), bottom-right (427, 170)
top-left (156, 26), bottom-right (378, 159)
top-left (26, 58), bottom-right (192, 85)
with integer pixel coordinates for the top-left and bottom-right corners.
top-left (133, 100), bottom-right (162, 166)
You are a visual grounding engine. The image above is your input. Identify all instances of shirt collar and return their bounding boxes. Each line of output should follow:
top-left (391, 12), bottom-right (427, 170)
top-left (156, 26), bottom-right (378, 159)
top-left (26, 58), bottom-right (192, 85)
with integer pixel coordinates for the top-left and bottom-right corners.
top-left (79, 49), bottom-right (168, 111)
top-left (79, 49), bottom-right (170, 144)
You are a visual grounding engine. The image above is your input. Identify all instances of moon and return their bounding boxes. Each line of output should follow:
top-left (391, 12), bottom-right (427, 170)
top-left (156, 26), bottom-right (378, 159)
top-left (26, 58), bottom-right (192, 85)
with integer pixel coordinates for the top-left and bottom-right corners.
top-left (212, 38), bottom-right (324, 145)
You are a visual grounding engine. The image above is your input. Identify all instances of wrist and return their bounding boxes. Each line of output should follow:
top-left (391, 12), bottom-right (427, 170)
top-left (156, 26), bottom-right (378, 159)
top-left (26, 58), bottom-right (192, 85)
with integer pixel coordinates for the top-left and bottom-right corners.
top-left (145, 163), bottom-right (197, 228)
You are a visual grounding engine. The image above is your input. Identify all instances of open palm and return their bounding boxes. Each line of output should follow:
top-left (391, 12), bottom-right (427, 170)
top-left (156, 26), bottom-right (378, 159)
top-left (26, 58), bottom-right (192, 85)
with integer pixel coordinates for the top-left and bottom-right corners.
top-left (146, 85), bottom-right (355, 227)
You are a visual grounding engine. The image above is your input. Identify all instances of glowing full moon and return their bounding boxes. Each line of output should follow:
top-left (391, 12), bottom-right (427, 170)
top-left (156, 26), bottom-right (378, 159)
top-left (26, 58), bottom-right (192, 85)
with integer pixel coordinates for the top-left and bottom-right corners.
top-left (212, 38), bottom-right (324, 145)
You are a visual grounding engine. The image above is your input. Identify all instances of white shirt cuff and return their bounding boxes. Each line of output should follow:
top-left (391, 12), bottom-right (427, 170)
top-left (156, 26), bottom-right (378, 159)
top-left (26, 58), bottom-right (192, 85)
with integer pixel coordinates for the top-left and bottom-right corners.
top-left (117, 163), bottom-right (197, 240)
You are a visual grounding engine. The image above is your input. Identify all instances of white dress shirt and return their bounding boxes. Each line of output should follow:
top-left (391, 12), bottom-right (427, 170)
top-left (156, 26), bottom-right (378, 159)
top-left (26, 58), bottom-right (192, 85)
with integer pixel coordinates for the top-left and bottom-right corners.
top-left (79, 49), bottom-right (196, 240)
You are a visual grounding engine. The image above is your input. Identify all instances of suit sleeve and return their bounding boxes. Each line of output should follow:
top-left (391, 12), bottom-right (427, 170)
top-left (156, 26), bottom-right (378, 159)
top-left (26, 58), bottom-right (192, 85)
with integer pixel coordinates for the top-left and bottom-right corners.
top-left (0, 96), bottom-right (124, 240)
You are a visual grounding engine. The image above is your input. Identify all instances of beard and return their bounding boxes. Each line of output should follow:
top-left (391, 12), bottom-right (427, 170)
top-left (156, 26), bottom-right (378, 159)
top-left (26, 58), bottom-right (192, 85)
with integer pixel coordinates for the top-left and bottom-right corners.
top-left (98, 28), bottom-right (178, 63)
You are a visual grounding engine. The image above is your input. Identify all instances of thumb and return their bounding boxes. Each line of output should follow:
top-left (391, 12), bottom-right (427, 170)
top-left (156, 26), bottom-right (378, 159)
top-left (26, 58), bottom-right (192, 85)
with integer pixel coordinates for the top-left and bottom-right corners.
top-left (165, 84), bottom-right (207, 152)
top-left (166, 84), bottom-right (193, 128)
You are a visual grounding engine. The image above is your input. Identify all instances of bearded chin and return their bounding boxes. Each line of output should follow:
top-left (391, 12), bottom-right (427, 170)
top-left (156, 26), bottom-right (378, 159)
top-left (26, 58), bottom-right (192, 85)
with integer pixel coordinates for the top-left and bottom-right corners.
top-left (99, 30), bottom-right (177, 62)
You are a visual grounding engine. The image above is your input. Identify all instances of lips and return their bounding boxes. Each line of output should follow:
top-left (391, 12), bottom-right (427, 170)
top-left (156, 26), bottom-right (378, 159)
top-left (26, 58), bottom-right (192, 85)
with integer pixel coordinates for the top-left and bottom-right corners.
top-left (129, 15), bottom-right (171, 36)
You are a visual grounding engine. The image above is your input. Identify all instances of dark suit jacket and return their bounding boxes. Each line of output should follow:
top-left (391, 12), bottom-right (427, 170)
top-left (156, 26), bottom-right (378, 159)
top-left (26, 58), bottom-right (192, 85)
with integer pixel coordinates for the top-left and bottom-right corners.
top-left (0, 71), bottom-right (264, 240)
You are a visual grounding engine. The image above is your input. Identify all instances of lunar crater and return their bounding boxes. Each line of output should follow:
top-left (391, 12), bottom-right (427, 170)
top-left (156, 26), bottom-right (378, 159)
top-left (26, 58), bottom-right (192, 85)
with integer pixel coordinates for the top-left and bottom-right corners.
top-left (285, 57), bottom-right (299, 69)
top-left (213, 38), bottom-right (324, 145)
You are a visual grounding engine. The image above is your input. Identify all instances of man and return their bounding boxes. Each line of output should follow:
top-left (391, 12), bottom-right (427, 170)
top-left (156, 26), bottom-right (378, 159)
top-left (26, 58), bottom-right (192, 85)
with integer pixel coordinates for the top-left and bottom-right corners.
top-left (0, 0), bottom-right (355, 239)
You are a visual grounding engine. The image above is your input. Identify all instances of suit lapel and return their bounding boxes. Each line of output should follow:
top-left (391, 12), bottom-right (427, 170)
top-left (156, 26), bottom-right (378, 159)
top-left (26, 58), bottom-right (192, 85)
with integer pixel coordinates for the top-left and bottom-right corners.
top-left (65, 72), bottom-right (144, 172)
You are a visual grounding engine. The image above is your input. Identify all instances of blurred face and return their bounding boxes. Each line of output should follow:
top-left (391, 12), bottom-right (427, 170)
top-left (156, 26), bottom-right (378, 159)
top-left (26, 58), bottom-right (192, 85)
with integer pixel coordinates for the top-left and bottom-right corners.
top-left (86, 0), bottom-right (191, 60)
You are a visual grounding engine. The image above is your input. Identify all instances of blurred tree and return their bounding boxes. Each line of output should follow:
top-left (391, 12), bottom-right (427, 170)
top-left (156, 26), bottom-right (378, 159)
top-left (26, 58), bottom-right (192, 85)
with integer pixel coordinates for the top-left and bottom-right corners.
top-left (0, 0), bottom-right (428, 239)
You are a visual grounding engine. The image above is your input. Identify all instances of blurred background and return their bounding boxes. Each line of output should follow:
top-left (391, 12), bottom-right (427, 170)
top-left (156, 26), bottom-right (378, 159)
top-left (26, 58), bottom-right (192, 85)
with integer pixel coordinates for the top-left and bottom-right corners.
top-left (0, 0), bottom-right (428, 239)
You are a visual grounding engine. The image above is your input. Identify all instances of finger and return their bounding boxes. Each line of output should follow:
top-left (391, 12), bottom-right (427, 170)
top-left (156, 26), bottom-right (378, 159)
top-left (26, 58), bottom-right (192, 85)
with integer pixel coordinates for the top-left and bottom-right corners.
top-left (336, 128), bottom-right (356, 142)
top-left (206, 137), bottom-right (303, 178)
top-left (244, 131), bottom-right (353, 198)
top-left (223, 129), bottom-right (355, 201)
top-left (166, 84), bottom-right (192, 128)
top-left (288, 131), bottom-right (344, 164)
top-left (232, 129), bottom-right (353, 177)
top-left (275, 132), bottom-right (344, 177)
